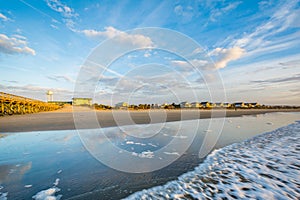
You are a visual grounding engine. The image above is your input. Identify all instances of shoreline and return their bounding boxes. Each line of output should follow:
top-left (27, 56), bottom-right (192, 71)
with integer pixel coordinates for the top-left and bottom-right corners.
top-left (0, 108), bottom-right (299, 133)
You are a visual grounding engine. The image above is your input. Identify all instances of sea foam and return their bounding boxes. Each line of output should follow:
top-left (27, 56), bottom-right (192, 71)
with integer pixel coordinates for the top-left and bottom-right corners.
top-left (125, 121), bottom-right (300, 199)
top-left (32, 178), bottom-right (62, 200)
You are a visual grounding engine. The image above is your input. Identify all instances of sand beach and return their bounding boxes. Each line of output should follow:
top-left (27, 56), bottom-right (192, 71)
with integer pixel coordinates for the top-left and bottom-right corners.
top-left (0, 106), bottom-right (299, 133)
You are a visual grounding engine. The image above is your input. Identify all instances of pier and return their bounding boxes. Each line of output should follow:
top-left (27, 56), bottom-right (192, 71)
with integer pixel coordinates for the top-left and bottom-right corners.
top-left (0, 92), bottom-right (60, 116)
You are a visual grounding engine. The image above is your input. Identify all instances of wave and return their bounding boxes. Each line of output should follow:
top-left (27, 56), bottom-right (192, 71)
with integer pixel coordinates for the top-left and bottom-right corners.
top-left (125, 121), bottom-right (300, 199)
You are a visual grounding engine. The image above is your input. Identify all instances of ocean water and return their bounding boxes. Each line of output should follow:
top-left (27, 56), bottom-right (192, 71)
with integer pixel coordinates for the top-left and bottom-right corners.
top-left (125, 121), bottom-right (300, 199)
top-left (0, 112), bottom-right (299, 199)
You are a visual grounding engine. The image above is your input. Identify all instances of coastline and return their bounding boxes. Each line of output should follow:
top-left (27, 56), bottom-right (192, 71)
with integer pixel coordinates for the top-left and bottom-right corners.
top-left (0, 107), bottom-right (299, 133)
top-left (0, 112), bottom-right (299, 199)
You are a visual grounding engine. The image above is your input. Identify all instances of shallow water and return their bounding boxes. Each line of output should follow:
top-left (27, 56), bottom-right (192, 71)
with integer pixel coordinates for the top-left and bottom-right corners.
top-left (0, 112), bottom-right (299, 199)
top-left (126, 120), bottom-right (300, 200)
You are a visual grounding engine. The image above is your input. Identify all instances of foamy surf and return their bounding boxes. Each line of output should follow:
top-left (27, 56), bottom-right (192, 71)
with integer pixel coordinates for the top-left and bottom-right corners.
top-left (125, 121), bottom-right (300, 199)
top-left (32, 178), bottom-right (62, 200)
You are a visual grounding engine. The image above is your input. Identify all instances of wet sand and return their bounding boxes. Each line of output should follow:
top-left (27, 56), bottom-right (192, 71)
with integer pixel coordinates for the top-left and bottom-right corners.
top-left (0, 106), bottom-right (299, 133)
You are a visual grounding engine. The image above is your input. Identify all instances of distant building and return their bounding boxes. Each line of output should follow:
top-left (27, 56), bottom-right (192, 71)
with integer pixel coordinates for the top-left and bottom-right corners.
top-left (245, 102), bottom-right (260, 108)
top-left (153, 104), bottom-right (159, 109)
top-left (115, 102), bottom-right (128, 109)
top-left (180, 101), bottom-right (191, 108)
top-left (46, 90), bottom-right (53, 102)
top-left (200, 102), bottom-right (212, 108)
top-left (223, 103), bottom-right (231, 108)
top-left (72, 98), bottom-right (92, 106)
top-left (191, 102), bottom-right (201, 108)
top-left (160, 103), bottom-right (169, 109)
top-left (214, 102), bottom-right (224, 108)
top-left (234, 102), bottom-right (246, 108)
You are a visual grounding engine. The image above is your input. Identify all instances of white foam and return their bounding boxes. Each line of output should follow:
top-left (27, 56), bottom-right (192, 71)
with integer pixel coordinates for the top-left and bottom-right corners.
top-left (32, 187), bottom-right (62, 200)
top-left (32, 178), bottom-right (62, 200)
top-left (53, 178), bottom-right (60, 186)
top-left (132, 151), bottom-right (154, 159)
top-left (163, 152), bottom-right (180, 156)
top-left (172, 135), bottom-right (187, 139)
top-left (126, 141), bottom-right (147, 146)
top-left (24, 185), bottom-right (32, 188)
top-left (125, 121), bottom-right (300, 199)
top-left (0, 187), bottom-right (7, 200)
top-left (134, 142), bottom-right (146, 146)
top-left (0, 192), bottom-right (7, 200)
top-left (147, 143), bottom-right (158, 148)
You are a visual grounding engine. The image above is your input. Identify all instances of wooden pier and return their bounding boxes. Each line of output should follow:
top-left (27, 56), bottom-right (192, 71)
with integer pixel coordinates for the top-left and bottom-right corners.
top-left (0, 92), bottom-right (60, 116)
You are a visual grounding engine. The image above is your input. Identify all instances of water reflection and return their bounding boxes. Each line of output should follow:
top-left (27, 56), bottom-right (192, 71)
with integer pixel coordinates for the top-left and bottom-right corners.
top-left (0, 163), bottom-right (32, 184)
top-left (0, 112), bottom-right (299, 199)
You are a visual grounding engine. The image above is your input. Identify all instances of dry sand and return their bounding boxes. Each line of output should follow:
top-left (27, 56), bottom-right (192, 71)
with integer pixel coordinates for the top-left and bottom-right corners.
top-left (0, 105), bottom-right (299, 133)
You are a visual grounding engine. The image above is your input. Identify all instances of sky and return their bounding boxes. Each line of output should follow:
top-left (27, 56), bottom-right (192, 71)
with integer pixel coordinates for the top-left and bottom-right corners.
top-left (0, 0), bottom-right (299, 105)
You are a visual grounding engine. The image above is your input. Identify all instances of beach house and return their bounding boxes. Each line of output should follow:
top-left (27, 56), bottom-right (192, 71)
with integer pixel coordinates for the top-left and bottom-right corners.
top-left (222, 103), bottom-right (231, 108)
top-left (234, 102), bottom-right (246, 108)
top-left (200, 102), bottom-right (212, 108)
top-left (180, 102), bottom-right (192, 108)
top-left (246, 102), bottom-right (260, 108)
top-left (191, 102), bottom-right (201, 108)
top-left (72, 98), bottom-right (92, 106)
top-left (214, 102), bottom-right (224, 108)
top-left (115, 102), bottom-right (129, 109)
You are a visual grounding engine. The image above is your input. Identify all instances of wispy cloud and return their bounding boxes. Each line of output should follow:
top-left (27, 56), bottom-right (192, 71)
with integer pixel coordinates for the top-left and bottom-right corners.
top-left (0, 83), bottom-right (72, 101)
top-left (232, 0), bottom-right (300, 55)
top-left (251, 74), bottom-right (300, 84)
top-left (171, 46), bottom-right (245, 70)
top-left (82, 26), bottom-right (153, 48)
top-left (209, 1), bottom-right (242, 22)
top-left (0, 34), bottom-right (35, 55)
top-left (3, 80), bottom-right (19, 84)
top-left (50, 24), bottom-right (59, 29)
top-left (47, 75), bottom-right (74, 83)
top-left (171, 59), bottom-right (208, 71)
top-left (0, 13), bottom-right (9, 21)
top-left (173, 5), bottom-right (195, 22)
top-left (46, 0), bottom-right (78, 31)
top-left (209, 46), bottom-right (245, 69)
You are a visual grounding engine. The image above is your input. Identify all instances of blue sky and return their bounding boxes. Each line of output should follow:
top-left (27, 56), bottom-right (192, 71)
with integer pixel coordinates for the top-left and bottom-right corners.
top-left (0, 0), bottom-right (299, 105)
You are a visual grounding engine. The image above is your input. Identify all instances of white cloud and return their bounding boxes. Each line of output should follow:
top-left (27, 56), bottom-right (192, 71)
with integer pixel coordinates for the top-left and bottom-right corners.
top-left (144, 52), bottom-right (151, 57)
top-left (221, 1), bottom-right (242, 12)
top-left (46, 0), bottom-right (76, 18)
top-left (192, 47), bottom-right (202, 55)
top-left (210, 47), bottom-right (245, 69)
top-left (173, 5), bottom-right (195, 22)
top-left (0, 83), bottom-right (72, 101)
top-left (171, 47), bottom-right (245, 70)
top-left (171, 59), bottom-right (208, 69)
top-left (209, 1), bottom-right (242, 22)
top-left (50, 24), bottom-right (59, 29)
top-left (82, 26), bottom-right (120, 38)
top-left (0, 34), bottom-right (36, 55)
top-left (82, 26), bottom-right (153, 48)
top-left (0, 13), bottom-right (9, 21)
top-left (171, 60), bottom-right (188, 67)
top-left (174, 5), bottom-right (183, 15)
top-left (220, 53), bottom-right (300, 105)
top-left (258, 0), bottom-right (273, 10)
top-left (46, 0), bottom-right (78, 30)
top-left (232, 0), bottom-right (299, 54)
top-left (47, 75), bottom-right (74, 83)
